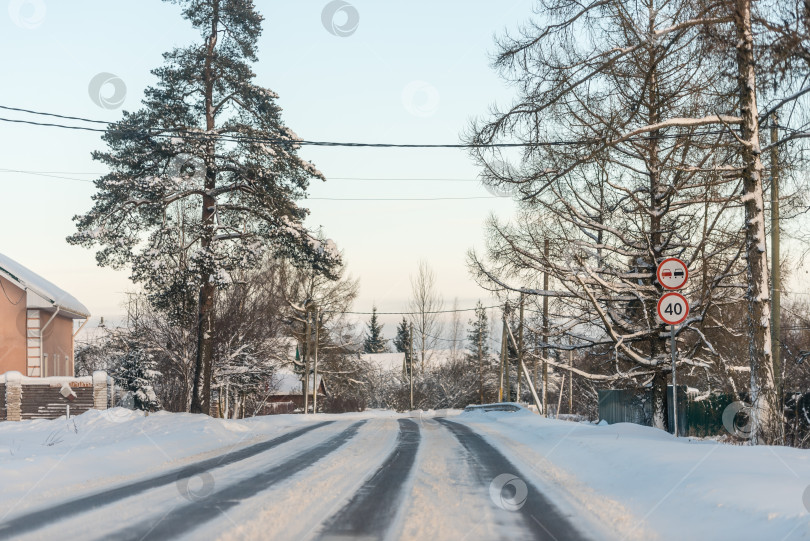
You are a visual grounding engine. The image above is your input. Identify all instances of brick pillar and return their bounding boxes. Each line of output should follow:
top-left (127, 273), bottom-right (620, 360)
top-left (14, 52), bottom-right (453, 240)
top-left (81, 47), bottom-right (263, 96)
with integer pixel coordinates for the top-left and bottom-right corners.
top-left (26, 310), bottom-right (41, 377)
top-left (5, 371), bottom-right (22, 421)
top-left (93, 371), bottom-right (108, 410)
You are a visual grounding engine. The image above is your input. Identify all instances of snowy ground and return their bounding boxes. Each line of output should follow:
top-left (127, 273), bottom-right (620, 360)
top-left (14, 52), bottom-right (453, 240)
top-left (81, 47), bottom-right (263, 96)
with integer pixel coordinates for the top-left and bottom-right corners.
top-left (0, 407), bottom-right (808, 540)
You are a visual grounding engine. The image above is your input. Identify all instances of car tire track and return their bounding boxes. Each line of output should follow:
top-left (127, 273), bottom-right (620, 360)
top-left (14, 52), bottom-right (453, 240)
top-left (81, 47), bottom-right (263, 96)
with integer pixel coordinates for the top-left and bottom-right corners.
top-left (316, 418), bottom-right (421, 541)
top-left (436, 418), bottom-right (589, 541)
top-left (0, 420), bottom-right (335, 539)
top-left (104, 420), bottom-right (368, 541)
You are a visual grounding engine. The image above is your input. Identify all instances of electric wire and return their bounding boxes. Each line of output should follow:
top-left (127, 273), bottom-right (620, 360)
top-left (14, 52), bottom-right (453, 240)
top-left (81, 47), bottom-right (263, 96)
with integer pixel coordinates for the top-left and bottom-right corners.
top-left (0, 104), bottom-right (738, 148)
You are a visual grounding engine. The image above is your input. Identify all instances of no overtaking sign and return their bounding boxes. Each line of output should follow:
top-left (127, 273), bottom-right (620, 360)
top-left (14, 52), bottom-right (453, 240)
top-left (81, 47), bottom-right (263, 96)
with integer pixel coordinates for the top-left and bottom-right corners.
top-left (657, 257), bottom-right (688, 290)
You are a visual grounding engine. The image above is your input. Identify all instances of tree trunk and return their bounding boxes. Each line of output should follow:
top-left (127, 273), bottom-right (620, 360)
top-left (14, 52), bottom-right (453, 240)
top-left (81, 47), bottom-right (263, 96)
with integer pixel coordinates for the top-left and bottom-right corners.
top-left (303, 306), bottom-right (311, 414)
top-left (190, 2), bottom-right (220, 415)
top-left (644, 13), bottom-right (670, 431)
top-left (543, 240), bottom-right (549, 416)
top-left (733, 0), bottom-right (777, 444)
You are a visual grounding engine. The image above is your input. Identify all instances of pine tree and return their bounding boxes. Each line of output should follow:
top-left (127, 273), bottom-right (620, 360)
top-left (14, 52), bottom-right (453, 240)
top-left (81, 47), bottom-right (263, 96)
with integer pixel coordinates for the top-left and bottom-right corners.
top-left (393, 317), bottom-right (412, 375)
top-left (115, 347), bottom-right (161, 412)
top-left (363, 306), bottom-right (387, 353)
top-left (68, 0), bottom-right (338, 414)
top-left (466, 301), bottom-right (489, 404)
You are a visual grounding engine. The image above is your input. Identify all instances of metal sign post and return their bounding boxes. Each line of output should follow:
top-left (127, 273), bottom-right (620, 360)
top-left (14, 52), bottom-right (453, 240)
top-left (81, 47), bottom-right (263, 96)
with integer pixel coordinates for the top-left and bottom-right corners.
top-left (657, 292), bottom-right (689, 437)
top-left (657, 257), bottom-right (689, 438)
top-left (671, 323), bottom-right (678, 437)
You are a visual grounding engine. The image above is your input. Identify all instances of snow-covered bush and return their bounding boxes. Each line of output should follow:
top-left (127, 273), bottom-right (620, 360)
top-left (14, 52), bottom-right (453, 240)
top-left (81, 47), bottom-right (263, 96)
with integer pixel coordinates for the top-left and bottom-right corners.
top-left (114, 347), bottom-right (161, 412)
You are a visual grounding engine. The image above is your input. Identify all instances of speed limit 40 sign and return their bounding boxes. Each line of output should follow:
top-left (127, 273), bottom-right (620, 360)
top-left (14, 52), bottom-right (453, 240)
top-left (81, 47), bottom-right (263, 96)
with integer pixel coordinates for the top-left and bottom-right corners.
top-left (657, 292), bottom-right (689, 325)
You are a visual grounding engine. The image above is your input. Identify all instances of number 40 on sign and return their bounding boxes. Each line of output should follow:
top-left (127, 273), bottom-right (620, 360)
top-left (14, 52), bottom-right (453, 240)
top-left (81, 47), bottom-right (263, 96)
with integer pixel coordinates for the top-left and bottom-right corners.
top-left (657, 292), bottom-right (689, 325)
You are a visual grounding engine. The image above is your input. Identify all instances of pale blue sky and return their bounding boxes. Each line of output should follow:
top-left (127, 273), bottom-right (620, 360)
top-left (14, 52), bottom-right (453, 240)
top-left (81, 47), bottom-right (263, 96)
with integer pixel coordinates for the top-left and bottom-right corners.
top-left (0, 0), bottom-right (538, 333)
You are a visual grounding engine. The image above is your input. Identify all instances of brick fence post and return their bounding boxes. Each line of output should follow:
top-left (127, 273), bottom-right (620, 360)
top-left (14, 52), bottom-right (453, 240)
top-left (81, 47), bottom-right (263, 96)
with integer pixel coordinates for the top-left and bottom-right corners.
top-left (92, 371), bottom-right (108, 410)
top-left (5, 371), bottom-right (22, 421)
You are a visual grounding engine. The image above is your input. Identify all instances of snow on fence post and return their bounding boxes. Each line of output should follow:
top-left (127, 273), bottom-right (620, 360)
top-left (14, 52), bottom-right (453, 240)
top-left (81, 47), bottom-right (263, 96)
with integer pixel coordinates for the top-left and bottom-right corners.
top-left (108, 375), bottom-right (115, 408)
top-left (5, 371), bottom-right (22, 421)
top-left (92, 371), bottom-right (108, 410)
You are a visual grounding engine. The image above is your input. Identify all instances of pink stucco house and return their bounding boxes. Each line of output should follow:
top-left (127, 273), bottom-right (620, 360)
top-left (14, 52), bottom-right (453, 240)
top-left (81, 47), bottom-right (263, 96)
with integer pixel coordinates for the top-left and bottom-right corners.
top-left (0, 253), bottom-right (90, 377)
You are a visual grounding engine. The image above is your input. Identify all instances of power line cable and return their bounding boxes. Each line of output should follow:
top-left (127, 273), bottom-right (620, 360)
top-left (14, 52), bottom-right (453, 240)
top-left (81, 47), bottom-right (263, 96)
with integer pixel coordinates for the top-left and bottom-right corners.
top-left (0, 169), bottom-right (484, 182)
top-left (0, 104), bottom-right (111, 124)
top-left (0, 103), bottom-right (738, 148)
top-left (309, 196), bottom-right (501, 201)
top-left (323, 306), bottom-right (499, 316)
top-left (0, 167), bottom-right (513, 199)
top-left (0, 168), bottom-right (94, 182)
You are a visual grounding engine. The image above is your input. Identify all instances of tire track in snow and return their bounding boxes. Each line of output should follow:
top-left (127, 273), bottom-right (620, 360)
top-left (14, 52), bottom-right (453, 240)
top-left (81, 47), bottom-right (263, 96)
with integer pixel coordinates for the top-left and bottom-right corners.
top-left (395, 415), bottom-right (522, 540)
top-left (316, 418), bottom-right (421, 540)
top-left (437, 418), bottom-right (590, 541)
top-left (104, 420), bottom-right (367, 541)
top-left (460, 417), bottom-right (649, 541)
top-left (0, 420), bottom-right (335, 539)
top-left (215, 418), bottom-right (401, 541)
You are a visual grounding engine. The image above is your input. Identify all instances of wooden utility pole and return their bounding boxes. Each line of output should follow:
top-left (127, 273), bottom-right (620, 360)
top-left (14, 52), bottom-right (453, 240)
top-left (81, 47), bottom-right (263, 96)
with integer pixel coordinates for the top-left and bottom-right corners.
top-left (303, 304), bottom-right (311, 414)
top-left (478, 329), bottom-right (484, 404)
top-left (502, 304), bottom-right (509, 401)
top-left (771, 113), bottom-right (782, 410)
top-left (312, 306), bottom-right (320, 413)
top-left (409, 322), bottom-right (414, 410)
top-left (543, 239), bottom-right (550, 417)
top-left (518, 294), bottom-right (525, 403)
top-left (568, 345), bottom-right (573, 414)
top-left (498, 311), bottom-right (505, 402)
top-left (533, 332), bottom-right (539, 398)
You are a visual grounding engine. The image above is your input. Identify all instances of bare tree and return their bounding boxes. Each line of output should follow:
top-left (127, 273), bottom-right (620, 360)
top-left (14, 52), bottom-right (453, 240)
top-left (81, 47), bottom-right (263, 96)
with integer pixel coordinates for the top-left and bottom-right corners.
top-left (448, 297), bottom-right (465, 361)
top-left (466, 0), bottom-right (760, 430)
top-left (407, 261), bottom-right (445, 373)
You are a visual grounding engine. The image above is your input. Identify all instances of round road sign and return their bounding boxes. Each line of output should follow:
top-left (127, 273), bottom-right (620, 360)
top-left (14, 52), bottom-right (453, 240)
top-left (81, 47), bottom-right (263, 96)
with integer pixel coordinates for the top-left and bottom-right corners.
top-left (657, 258), bottom-right (688, 290)
top-left (657, 292), bottom-right (689, 325)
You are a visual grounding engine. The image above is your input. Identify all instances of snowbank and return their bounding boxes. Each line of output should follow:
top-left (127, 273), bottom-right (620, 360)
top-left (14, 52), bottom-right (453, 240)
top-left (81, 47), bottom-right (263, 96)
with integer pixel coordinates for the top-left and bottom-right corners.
top-left (459, 409), bottom-right (810, 540)
top-left (0, 409), bottom-right (338, 516)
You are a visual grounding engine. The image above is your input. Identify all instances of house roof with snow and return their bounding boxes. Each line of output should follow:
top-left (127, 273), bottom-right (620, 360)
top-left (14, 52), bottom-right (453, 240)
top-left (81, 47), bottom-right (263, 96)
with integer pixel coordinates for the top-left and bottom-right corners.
top-left (270, 367), bottom-right (326, 397)
top-left (0, 253), bottom-right (90, 318)
top-left (360, 349), bottom-right (468, 372)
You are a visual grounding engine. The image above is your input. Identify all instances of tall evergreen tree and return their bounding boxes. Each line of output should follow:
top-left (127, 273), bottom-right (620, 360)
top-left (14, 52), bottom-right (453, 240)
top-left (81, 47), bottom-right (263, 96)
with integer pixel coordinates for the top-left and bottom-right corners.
top-left (363, 306), bottom-right (387, 353)
top-left (393, 316), bottom-right (412, 375)
top-left (466, 301), bottom-right (490, 403)
top-left (68, 0), bottom-right (338, 414)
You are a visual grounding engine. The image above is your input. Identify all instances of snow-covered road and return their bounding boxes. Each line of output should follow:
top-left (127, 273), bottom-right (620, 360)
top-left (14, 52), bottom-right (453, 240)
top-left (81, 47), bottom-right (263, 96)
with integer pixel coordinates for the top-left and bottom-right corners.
top-left (1, 408), bottom-right (809, 540)
top-left (0, 414), bottom-right (589, 540)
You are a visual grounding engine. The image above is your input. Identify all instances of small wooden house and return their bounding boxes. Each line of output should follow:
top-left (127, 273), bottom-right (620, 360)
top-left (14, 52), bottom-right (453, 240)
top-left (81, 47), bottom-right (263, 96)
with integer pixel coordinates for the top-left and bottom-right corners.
top-left (0, 253), bottom-right (90, 377)
top-left (263, 369), bottom-right (327, 414)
